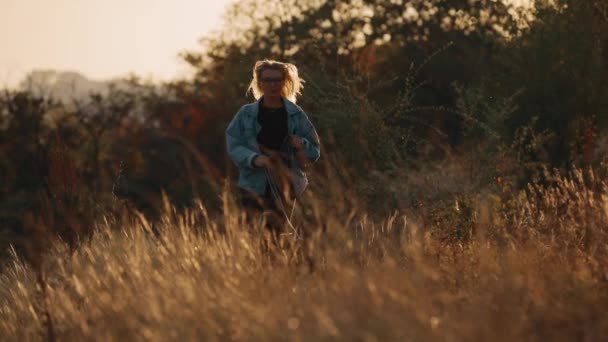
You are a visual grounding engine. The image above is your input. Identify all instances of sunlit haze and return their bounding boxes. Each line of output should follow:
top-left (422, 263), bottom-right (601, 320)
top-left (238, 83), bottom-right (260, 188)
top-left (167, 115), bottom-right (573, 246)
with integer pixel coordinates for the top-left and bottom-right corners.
top-left (0, 0), bottom-right (531, 89)
top-left (0, 0), bottom-right (233, 88)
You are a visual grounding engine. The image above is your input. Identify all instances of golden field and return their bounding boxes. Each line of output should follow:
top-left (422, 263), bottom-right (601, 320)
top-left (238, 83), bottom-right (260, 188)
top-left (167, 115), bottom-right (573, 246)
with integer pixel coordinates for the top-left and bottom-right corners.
top-left (1, 166), bottom-right (607, 341)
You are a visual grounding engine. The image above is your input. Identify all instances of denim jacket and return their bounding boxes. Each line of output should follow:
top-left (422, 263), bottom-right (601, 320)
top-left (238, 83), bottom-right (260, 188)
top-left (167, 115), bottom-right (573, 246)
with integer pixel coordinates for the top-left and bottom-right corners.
top-left (225, 97), bottom-right (320, 197)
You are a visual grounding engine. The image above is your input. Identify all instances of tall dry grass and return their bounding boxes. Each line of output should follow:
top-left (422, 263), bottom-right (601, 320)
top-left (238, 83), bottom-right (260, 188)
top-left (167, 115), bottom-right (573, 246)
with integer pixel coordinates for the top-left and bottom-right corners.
top-left (1, 165), bottom-right (607, 341)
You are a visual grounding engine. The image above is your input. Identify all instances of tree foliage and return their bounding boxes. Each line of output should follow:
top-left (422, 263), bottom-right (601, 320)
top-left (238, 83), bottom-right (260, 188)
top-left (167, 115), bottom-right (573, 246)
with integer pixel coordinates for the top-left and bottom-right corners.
top-left (2, 0), bottom-right (608, 256)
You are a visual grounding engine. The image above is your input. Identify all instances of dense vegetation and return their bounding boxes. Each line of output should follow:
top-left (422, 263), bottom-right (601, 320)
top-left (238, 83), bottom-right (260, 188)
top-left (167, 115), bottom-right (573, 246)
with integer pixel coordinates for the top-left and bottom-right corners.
top-left (1, 0), bottom-right (607, 339)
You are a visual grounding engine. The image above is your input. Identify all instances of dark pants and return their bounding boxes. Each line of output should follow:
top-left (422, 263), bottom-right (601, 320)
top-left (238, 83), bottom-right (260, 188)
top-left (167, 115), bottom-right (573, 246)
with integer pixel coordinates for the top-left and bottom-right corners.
top-left (238, 185), bottom-right (288, 234)
top-left (239, 185), bottom-right (316, 271)
top-left (239, 185), bottom-right (274, 212)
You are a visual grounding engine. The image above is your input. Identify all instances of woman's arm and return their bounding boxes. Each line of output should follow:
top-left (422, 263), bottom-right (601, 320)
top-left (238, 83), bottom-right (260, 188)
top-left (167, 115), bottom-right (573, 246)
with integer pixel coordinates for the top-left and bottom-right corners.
top-left (297, 112), bottom-right (321, 162)
top-left (225, 107), bottom-right (259, 169)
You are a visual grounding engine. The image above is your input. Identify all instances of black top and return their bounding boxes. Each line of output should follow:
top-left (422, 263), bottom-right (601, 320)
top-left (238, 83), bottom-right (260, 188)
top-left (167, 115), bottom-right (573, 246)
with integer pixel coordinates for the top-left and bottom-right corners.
top-left (255, 100), bottom-right (291, 198)
top-left (257, 100), bottom-right (288, 152)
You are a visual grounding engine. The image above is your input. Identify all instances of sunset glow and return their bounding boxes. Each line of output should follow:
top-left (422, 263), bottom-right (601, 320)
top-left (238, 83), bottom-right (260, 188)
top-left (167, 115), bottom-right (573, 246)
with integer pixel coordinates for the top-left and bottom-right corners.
top-left (0, 0), bottom-right (233, 88)
top-left (0, 0), bottom-right (531, 88)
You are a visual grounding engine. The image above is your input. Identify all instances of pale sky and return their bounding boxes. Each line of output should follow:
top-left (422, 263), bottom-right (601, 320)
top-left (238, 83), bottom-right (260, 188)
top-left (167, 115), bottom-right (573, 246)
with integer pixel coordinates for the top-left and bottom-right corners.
top-left (0, 0), bottom-right (233, 88)
top-left (0, 0), bottom-right (531, 89)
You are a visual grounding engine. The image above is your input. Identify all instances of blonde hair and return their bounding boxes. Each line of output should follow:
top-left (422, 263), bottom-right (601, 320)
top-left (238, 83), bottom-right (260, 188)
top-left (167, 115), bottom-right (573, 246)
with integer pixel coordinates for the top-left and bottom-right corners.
top-left (247, 59), bottom-right (304, 103)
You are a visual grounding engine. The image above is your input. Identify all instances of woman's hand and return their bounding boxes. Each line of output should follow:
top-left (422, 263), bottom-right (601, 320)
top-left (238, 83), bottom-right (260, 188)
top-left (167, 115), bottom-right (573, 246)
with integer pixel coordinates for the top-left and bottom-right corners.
top-left (253, 154), bottom-right (271, 168)
top-left (290, 135), bottom-right (310, 171)
top-left (290, 135), bottom-right (305, 150)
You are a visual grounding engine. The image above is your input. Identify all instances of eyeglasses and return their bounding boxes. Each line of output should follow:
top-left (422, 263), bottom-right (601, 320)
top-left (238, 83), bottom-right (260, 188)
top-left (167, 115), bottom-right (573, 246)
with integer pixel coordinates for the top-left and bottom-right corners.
top-left (260, 77), bottom-right (285, 85)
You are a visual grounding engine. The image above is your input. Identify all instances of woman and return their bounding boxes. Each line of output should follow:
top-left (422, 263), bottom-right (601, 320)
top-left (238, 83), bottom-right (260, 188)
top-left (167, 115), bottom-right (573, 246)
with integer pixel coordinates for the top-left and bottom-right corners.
top-left (225, 60), bottom-right (320, 232)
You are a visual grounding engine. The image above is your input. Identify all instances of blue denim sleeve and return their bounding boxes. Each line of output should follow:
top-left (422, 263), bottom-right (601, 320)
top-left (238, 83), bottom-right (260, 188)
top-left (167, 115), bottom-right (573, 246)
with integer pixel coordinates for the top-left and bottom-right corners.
top-left (226, 108), bottom-right (259, 169)
top-left (298, 111), bottom-right (320, 162)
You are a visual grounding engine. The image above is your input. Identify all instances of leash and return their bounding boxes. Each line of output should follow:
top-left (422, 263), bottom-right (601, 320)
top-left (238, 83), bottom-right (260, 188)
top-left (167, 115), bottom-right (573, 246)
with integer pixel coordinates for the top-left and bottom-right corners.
top-left (259, 135), bottom-right (302, 239)
top-left (263, 167), bottom-right (300, 239)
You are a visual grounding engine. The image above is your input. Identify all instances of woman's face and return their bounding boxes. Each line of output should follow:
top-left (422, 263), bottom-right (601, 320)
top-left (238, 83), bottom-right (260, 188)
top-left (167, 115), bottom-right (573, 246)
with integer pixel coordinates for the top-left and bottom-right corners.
top-left (259, 69), bottom-right (285, 98)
